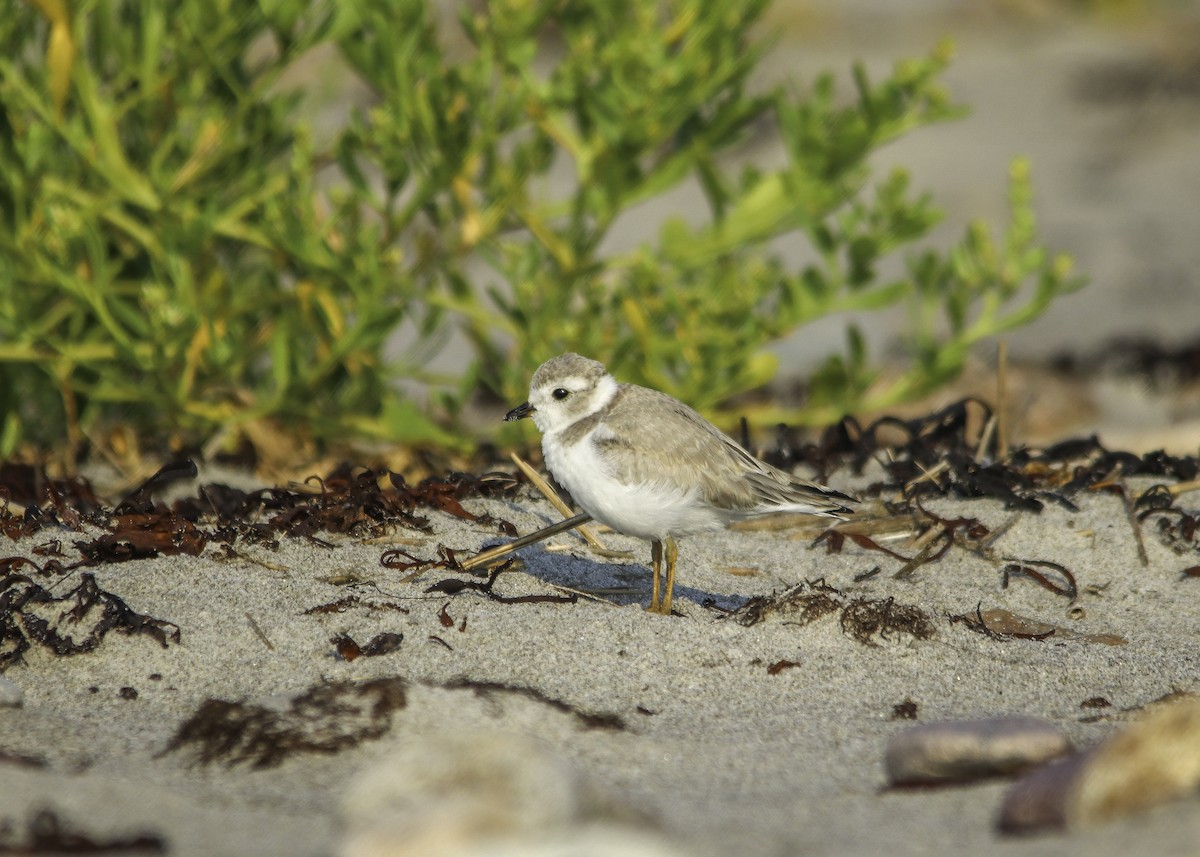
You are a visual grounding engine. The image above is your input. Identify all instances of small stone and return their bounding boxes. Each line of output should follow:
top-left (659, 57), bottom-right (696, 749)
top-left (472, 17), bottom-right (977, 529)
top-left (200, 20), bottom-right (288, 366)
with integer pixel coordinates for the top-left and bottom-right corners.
top-left (886, 716), bottom-right (1071, 785)
top-left (999, 696), bottom-right (1200, 833)
top-left (340, 729), bottom-right (685, 857)
top-left (0, 675), bottom-right (23, 708)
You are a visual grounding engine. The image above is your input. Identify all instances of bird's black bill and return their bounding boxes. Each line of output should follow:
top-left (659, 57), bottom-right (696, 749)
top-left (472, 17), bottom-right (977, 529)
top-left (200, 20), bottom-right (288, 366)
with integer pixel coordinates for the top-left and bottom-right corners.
top-left (505, 401), bottom-right (535, 422)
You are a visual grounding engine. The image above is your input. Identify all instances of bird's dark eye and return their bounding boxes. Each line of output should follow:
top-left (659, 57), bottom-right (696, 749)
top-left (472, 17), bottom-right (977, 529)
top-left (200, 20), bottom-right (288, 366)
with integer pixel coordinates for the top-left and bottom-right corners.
top-left (552, 388), bottom-right (570, 401)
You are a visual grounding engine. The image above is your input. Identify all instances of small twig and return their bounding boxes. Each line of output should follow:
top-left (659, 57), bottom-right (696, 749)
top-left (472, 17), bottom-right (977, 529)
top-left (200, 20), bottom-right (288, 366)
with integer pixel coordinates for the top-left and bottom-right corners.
top-left (974, 413), bottom-right (997, 462)
top-left (976, 514), bottom-right (1020, 551)
top-left (1119, 482), bottom-right (1149, 567)
top-left (1167, 480), bottom-right (1200, 498)
top-left (546, 583), bottom-right (623, 605)
top-left (226, 548), bottom-right (291, 572)
top-left (904, 460), bottom-right (949, 493)
top-left (996, 339), bottom-right (1009, 459)
top-left (245, 612), bottom-right (275, 651)
top-left (510, 453), bottom-right (607, 550)
top-left (459, 512), bottom-right (595, 571)
top-left (906, 522), bottom-right (947, 553)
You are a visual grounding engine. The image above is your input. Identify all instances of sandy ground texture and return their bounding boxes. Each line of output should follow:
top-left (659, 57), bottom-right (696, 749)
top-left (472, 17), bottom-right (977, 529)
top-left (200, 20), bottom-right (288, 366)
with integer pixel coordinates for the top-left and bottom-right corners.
top-left (0, 456), bottom-right (1198, 857)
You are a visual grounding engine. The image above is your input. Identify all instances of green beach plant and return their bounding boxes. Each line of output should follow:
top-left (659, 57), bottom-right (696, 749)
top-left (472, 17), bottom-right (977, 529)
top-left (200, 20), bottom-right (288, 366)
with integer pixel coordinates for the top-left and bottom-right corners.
top-left (0, 0), bottom-right (1079, 457)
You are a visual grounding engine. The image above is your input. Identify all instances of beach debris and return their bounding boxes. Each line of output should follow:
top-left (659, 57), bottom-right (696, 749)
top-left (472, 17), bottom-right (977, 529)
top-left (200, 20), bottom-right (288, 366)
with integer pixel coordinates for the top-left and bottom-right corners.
top-left (840, 597), bottom-right (935, 646)
top-left (890, 698), bottom-right (920, 720)
top-left (421, 563), bottom-right (578, 606)
top-left (998, 697), bottom-right (1200, 833)
top-left (1142, 503), bottom-right (1200, 557)
top-left (886, 717), bottom-right (1072, 785)
top-left (1077, 689), bottom-right (1197, 724)
top-left (0, 573), bottom-right (180, 670)
top-left (0, 808), bottom-right (166, 854)
top-left (438, 678), bottom-right (626, 732)
top-left (949, 606), bottom-right (1126, 645)
top-left (331, 632), bottom-right (404, 662)
top-left (761, 398), bottom-right (1197, 509)
top-left (0, 748), bottom-right (45, 769)
top-left (162, 677), bottom-right (409, 768)
top-left (303, 595), bottom-right (411, 616)
top-left (999, 559), bottom-right (1077, 600)
top-left (731, 578), bottom-right (934, 646)
top-left (0, 462), bottom-right (521, 548)
top-left (733, 578), bottom-right (843, 627)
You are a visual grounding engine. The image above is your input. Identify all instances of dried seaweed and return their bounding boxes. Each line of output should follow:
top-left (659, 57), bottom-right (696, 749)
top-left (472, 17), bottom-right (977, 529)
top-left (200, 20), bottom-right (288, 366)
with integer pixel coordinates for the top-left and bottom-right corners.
top-left (162, 677), bottom-right (408, 768)
top-left (733, 578), bottom-right (844, 627)
top-left (1142, 506), bottom-right (1200, 556)
top-left (438, 678), bottom-right (625, 731)
top-left (840, 597), bottom-right (936, 646)
top-left (302, 595), bottom-right (411, 616)
top-left (0, 808), bottom-right (166, 854)
top-left (0, 462), bottom-right (522, 555)
top-left (759, 397), bottom-right (1198, 509)
top-left (330, 632), bottom-right (403, 661)
top-left (730, 578), bottom-right (934, 646)
top-left (0, 573), bottom-right (180, 671)
top-left (950, 605), bottom-right (1126, 645)
top-left (422, 564), bottom-right (578, 605)
top-left (1000, 559), bottom-right (1078, 600)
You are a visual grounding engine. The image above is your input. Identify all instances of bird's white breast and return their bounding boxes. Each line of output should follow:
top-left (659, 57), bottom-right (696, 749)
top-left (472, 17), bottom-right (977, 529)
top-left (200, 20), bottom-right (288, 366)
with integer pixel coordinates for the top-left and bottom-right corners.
top-left (542, 424), bottom-right (726, 541)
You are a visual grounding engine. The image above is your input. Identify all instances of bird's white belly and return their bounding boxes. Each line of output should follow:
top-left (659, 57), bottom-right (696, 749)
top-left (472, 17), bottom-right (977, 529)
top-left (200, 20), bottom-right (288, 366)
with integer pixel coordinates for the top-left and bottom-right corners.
top-left (543, 431), bottom-right (726, 540)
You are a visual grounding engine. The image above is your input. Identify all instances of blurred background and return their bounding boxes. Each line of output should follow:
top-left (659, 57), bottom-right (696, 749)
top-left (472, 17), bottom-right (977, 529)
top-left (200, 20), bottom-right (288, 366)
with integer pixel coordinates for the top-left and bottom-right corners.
top-left (757, 0), bottom-right (1200, 449)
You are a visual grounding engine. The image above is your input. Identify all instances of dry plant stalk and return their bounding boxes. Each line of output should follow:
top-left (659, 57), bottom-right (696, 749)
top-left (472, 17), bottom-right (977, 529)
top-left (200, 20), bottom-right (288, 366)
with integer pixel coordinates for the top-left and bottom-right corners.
top-left (509, 453), bottom-right (607, 550)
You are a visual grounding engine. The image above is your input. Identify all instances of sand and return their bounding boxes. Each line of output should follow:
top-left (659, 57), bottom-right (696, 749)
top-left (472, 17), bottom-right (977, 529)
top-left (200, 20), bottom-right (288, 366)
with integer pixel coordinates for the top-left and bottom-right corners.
top-left (1, 461), bottom-right (1198, 856)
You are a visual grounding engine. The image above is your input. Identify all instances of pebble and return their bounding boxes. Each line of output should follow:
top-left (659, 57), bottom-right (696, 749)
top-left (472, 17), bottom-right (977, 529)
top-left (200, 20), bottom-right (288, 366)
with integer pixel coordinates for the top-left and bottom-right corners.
top-left (885, 716), bottom-right (1071, 785)
top-left (0, 675), bottom-right (23, 708)
top-left (998, 696), bottom-right (1200, 833)
top-left (339, 729), bottom-right (686, 857)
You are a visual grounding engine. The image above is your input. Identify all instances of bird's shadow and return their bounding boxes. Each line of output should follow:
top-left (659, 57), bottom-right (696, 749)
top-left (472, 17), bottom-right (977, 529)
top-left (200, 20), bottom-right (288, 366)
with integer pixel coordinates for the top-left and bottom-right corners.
top-left (486, 540), bottom-right (748, 614)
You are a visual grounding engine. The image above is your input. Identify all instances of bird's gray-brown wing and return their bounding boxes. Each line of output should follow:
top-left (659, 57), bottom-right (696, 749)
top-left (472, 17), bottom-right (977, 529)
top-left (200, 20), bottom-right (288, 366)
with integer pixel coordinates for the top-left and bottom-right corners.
top-left (592, 385), bottom-right (855, 517)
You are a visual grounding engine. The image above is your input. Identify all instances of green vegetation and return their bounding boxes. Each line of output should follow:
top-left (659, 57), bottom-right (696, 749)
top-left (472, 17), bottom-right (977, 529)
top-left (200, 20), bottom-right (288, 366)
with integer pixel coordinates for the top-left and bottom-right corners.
top-left (0, 0), bottom-right (1079, 457)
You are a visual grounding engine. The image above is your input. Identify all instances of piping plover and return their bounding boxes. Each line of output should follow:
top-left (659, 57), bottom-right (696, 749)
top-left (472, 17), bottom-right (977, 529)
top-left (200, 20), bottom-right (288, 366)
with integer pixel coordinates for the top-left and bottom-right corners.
top-left (505, 353), bottom-right (856, 614)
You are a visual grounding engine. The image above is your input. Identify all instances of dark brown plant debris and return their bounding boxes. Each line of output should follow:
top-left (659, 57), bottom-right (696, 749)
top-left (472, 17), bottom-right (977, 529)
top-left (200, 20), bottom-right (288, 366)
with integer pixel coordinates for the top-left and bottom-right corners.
top-left (0, 749), bottom-right (47, 769)
top-left (0, 808), bottom-right (167, 854)
top-left (422, 564), bottom-right (578, 605)
top-left (840, 597), bottom-right (935, 646)
top-left (891, 698), bottom-right (920, 720)
top-left (1078, 688), bottom-right (1199, 723)
top-left (949, 606), bottom-right (1126, 646)
top-left (762, 398), bottom-right (1197, 509)
top-left (1141, 504), bottom-right (1200, 556)
top-left (0, 573), bottom-right (180, 671)
top-left (331, 632), bottom-right (404, 661)
top-left (0, 461), bottom-right (522, 561)
top-left (1053, 334), bottom-right (1200, 386)
top-left (730, 579), bottom-right (934, 646)
top-left (732, 578), bottom-right (844, 627)
top-left (814, 503), bottom-right (1000, 580)
top-left (766, 659), bottom-right (802, 675)
top-left (161, 677), bottom-right (408, 768)
top-left (302, 595), bottom-right (411, 616)
top-left (438, 678), bottom-right (625, 731)
top-left (1000, 559), bottom-right (1078, 600)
